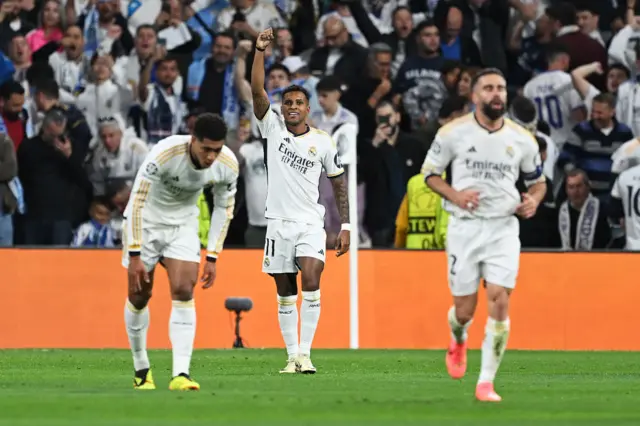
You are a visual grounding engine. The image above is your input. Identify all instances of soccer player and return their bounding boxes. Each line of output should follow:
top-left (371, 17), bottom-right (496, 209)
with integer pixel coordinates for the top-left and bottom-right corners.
top-left (611, 159), bottom-right (640, 250)
top-left (251, 28), bottom-right (350, 374)
top-left (523, 44), bottom-right (586, 148)
top-left (122, 113), bottom-right (239, 391)
top-left (422, 68), bottom-right (547, 402)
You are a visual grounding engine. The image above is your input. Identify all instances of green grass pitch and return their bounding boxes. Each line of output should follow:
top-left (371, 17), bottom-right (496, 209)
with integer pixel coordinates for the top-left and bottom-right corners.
top-left (0, 349), bottom-right (638, 425)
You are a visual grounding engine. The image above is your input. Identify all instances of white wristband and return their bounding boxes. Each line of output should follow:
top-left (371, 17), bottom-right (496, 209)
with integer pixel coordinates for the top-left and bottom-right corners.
top-left (341, 223), bottom-right (351, 231)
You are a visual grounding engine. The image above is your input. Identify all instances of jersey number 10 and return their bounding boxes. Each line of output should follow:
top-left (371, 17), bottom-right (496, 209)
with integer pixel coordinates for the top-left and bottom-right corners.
top-left (534, 95), bottom-right (562, 129)
top-left (627, 186), bottom-right (640, 217)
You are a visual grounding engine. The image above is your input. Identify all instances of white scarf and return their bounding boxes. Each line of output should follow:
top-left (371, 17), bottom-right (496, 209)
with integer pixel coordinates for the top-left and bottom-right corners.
top-left (559, 195), bottom-right (600, 250)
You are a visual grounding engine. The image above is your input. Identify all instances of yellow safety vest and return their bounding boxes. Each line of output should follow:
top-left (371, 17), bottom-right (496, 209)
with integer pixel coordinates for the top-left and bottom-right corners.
top-left (405, 174), bottom-right (448, 249)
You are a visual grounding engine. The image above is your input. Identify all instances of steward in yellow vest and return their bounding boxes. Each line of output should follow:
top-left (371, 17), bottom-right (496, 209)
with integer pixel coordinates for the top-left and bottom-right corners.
top-left (395, 173), bottom-right (448, 249)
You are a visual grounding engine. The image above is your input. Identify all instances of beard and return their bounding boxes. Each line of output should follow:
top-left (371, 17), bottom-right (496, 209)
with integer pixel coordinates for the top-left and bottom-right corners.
top-left (482, 101), bottom-right (505, 121)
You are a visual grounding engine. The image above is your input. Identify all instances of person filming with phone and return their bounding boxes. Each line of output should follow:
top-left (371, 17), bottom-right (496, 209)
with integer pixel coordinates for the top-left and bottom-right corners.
top-left (16, 108), bottom-right (93, 246)
top-left (359, 101), bottom-right (425, 248)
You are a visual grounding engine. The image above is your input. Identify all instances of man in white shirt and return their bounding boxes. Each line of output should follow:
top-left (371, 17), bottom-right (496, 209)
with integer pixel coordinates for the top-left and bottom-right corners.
top-left (238, 133), bottom-right (268, 248)
top-left (251, 28), bottom-right (350, 375)
top-left (50, 25), bottom-right (91, 96)
top-left (216, 0), bottom-right (285, 40)
top-left (523, 43), bottom-right (586, 148)
top-left (122, 113), bottom-right (239, 391)
top-left (611, 161), bottom-right (640, 250)
top-left (87, 114), bottom-right (148, 196)
top-left (422, 68), bottom-right (546, 402)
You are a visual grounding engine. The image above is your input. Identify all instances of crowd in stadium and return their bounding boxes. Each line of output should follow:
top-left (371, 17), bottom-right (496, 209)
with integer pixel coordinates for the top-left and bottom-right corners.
top-left (0, 0), bottom-right (637, 250)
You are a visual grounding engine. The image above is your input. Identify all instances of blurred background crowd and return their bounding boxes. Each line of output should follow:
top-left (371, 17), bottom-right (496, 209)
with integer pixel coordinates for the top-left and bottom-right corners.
top-left (0, 0), bottom-right (638, 251)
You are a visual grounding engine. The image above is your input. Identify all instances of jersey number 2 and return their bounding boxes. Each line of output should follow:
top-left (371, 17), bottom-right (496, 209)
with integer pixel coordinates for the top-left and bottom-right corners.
top-left (534, 95), bottom-right (562, 129)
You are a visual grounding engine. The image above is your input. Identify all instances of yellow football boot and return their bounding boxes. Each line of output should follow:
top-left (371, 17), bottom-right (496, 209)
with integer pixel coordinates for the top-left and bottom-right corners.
top-left (169, 374), bottom-right (200, 391)
top-left (133, 369), bottom-right (156, 390)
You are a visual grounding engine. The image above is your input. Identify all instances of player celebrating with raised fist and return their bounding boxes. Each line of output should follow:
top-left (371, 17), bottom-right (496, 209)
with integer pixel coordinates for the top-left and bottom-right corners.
top-left (422, 69), bottom-right (546, 402)
top-left (251, 28), bottom-right (350, 374)
top-left (122, 113), bottom-right (239, 391)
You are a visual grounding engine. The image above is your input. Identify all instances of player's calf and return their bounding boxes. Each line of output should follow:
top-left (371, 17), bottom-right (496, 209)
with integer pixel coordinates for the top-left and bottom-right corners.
top-left (446, 294), bottom-right (477, 379)
top-left (298, 258), bottom-right (323, 371)
top-left (477, 284), bottom-right (511, 400)
top-left (166, 260), bottom-right (199, 381)
top-left (125, 271), bottom-right (154, 386)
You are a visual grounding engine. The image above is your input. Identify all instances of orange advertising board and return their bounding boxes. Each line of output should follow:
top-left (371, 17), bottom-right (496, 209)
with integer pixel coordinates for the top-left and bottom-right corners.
top-left (0, 249), bottom-right (636, 350)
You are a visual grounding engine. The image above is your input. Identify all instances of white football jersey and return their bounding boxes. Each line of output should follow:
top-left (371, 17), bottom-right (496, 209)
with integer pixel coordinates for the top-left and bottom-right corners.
top-left (256, 107), bottom-right (344, 226)
top-left (422, 114), bottom-right (544, 219)
top-left (611, 164), bottom-right (640, 250)
top-left (523, 70), bottom-right (584, 147)
top-left (124, 135), bottom-right (239, 256)
top-left (611, 138), bottom-right (640, 174)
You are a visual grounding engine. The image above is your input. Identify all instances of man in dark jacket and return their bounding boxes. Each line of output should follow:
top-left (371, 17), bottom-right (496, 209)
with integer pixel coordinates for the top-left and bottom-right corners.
top-left (359, 101), bottom-right (426, 247)
top-left (17, 108), bottom-right (92, 246)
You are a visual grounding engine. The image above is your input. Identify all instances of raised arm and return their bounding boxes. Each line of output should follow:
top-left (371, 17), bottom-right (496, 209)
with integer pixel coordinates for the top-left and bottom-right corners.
top-left (251, 28), bottom-right (274, 120)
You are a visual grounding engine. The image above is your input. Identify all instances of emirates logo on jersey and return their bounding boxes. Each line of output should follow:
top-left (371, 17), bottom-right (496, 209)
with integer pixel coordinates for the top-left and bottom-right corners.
top-left (278, 142), bottom-right (315, 175)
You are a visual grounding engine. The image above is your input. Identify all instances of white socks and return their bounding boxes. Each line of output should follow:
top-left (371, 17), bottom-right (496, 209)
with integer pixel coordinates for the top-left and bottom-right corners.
top-left (278, 290), bottom-right (322, 358)
top-left (124, 299), bottom-right (150, 371)
top-left (448, 305), bottom-right (472, 344)
top-left (479, 317), bottom-right (510, 384)
top-left (278, 295), bottom-right (299, 358)
top-left (169, 299), bottom-right (196, 377)
top-left (300, 290), bottom-right (321, 356)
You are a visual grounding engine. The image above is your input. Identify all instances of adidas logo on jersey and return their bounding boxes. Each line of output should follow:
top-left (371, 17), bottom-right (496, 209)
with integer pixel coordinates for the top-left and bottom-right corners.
top-left (468, 146), bottom-right (477, 153)
top-left (318, 249), bottom-right (324, 255)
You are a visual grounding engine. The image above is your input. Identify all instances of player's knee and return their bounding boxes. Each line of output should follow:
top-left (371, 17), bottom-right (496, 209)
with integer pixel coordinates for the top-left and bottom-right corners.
top-left (488, 287), bottom-right (510, 318)
top-left (300, 270), bottom-right (320, 292)
top-left (171, 281), bottom-right (196, 302)
top-left (128, 293), bottom-right (151, 310)
top-left (455, 306), bottom-right (474, 325)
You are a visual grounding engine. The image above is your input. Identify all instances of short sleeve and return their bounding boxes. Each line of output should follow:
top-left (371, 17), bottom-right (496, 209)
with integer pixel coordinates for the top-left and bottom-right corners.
top-left (255, 106), bottom-right (280, 138)
top-left (520, 138), bottom-right (544, 187)
top-left (323, 136), bottom-right (344, 178)
top-left (421, 132), bottom-right (453, 177)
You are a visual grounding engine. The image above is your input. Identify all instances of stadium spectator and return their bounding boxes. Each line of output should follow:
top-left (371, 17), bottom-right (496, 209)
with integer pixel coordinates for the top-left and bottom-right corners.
top-left (70, 196), bottom-right (116, 247)
top-left (7, 34), bottom-right (31, 85)
top-left (0, 0), bottom-right (35, 50)
top-left (344, 3), bottom-right (417, 78)
top-left (140, 54), bottom-right (185, 144)
top-left (439, 6), bottom-right (482, 67)
top-left (216, 0), bottom-right (284, 40)
top-left (49, 25), bottom-right (90, 97)
top-left (25, 0), bottom-right (64, 57)
top-left (87, 115), bottom-right (148, 197)
top-left (17, 108), bottom-right (92, 245)
top-left (558, 93), bottom-right (634, 200)
top-left (558, 168), bottom-right (611, 250)
top-left (237, 125), bottom-right (267, 248)
top-left (308, 15), bottom-right (369, 102)
top-left (576, 2), bottom-right (605, 47)
top-left (0, 125), bottom-right (17, 247)
top-left (545, 2), bottom-right (607, 91)
top-left (0, 79), bottom-right (29, 150)
top-left (71, 0), bottom-right (134, 58)
top-left (187, 31), bottom-right (241, 132)
top-left (77, 53), bottom-right (133, 136)
top-left (360, 101), bottom-right (424, 247)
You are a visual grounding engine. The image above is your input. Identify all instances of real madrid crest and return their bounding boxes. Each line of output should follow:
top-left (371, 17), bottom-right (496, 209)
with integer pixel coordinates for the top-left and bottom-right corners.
top-left (506, 146), bottom-right (514, 158)
top-left (263, 257), bottom-right (270, 267)
top-left (308, 146), bottom-right (317, 157)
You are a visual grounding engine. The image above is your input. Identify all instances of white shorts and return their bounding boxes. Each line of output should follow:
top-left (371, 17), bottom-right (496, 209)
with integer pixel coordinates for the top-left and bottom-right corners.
top-left (262, 218), bottom-right (326, 274)
top-left (121, 219), bottom-right (201, 271)
top-left (445, 215), bottom-right (520, 297)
